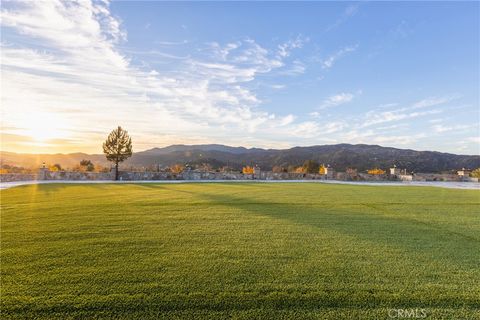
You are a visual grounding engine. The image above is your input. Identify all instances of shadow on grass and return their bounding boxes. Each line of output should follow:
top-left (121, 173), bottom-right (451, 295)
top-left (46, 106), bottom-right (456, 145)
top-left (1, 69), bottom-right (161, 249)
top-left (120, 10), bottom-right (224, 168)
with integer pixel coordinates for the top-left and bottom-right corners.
top-left (188, 189), bottom-right (480, 271)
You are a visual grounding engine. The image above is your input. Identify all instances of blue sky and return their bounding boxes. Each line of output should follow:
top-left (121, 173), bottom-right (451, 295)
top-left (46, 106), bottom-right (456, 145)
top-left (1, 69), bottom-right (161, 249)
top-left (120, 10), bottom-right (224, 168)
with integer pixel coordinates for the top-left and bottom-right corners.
top-left (1, 1), bottom-right (479, 154)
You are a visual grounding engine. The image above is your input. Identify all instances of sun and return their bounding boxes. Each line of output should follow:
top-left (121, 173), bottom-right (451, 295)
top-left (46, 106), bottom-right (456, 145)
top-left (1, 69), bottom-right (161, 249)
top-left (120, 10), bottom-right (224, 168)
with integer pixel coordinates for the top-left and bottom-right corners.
top-left (16, 112), bottom-right (71, 144)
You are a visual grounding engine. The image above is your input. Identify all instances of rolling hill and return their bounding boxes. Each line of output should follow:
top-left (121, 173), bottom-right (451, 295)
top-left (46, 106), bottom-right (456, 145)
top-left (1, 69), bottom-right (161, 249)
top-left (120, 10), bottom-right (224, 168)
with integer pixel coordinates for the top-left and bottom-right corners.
top-left (1, 144), bottom-right (479, 173)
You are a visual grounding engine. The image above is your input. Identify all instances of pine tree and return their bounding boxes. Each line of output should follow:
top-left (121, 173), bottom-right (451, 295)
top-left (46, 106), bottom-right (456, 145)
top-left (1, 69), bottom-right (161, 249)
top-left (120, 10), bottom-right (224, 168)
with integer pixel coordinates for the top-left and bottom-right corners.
top-left (102, 126), bottom-right (133, 180)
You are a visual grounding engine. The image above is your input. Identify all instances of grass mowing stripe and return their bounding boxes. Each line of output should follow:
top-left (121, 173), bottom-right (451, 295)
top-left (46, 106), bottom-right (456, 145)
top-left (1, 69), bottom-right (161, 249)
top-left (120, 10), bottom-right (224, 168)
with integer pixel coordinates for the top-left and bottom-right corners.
top-left (1, 183), bottom-right (479, 319)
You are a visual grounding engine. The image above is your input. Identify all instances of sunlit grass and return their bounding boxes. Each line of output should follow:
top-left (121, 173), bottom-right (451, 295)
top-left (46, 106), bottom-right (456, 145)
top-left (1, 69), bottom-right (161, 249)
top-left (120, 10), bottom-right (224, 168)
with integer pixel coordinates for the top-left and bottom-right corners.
top-left (1, 183), bottom-right (479, 319)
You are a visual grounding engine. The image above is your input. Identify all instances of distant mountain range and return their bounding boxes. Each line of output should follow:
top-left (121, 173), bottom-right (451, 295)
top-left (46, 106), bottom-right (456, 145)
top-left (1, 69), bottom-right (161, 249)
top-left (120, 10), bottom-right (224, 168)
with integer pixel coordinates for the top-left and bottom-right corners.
top-left (1, 144), bottom-right (479, 173)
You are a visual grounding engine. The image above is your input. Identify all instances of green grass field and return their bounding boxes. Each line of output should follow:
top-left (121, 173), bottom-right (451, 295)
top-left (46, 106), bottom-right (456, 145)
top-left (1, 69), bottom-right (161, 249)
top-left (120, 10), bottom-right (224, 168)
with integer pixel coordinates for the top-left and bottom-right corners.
top-left (1, 183), bottom-right (479, 319)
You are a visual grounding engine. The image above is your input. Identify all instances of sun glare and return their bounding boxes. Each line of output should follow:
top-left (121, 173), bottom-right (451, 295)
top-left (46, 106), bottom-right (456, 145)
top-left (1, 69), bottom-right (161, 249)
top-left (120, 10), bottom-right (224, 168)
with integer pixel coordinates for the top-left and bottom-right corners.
top-left (17, 113), bottom-right (71, 143)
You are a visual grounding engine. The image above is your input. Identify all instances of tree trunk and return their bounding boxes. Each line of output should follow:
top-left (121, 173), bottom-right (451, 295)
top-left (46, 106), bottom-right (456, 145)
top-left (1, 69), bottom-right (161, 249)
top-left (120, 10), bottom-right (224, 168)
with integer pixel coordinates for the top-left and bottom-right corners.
top-left (115, 162), bottom-right (119, 181)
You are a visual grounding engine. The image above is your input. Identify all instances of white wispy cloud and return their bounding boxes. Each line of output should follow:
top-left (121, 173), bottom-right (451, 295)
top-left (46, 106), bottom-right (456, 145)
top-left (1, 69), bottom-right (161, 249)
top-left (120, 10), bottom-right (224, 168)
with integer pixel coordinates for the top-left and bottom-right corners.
top-left (370, 133), bottom-right (427, 146)
top-left (431, 124), bottom-right (474, 133)
top-left (323, 121), bottom-right (347, 134)
top-left (390, 20), bottom-right (413, 39)
top-left (278, 114), bottom-right (296, 126)
top-left (277, 35), bottom-right (309, 58)
top-left (411, 95), bottom-right (460, 109)
top-left (467, 137), bottom-right (480, 143)
top-left (321, 44), bottom-right (358, 69)
top-left (291, 121), bottom-right (320, 138)
top-left (290, 120), bottom-right (347, 139)
top-left (154, 39), bottom-right (189, 46)
top-left (1, 1), bottom-right (475, 155)
top-left (326, 4), bottom-right (359, 32)
top-left (279, 60), bottom-right (306, 76)
top-left (340, 129), bottom-right (426, 146)
top-left (296, 93), bottom-right (474, 151)
top-left (0, 0), bottom-right (310, 152)
top-left (360, 95), bottom-right (461, 128)
top-left (375, 123), bottom-right (410, 131)
top-left (209, 41), bottom-right (241, 60)
top-left (319, 92), bottom-right (355, 109)
top-left (361, 109), bottom-right (442, 127)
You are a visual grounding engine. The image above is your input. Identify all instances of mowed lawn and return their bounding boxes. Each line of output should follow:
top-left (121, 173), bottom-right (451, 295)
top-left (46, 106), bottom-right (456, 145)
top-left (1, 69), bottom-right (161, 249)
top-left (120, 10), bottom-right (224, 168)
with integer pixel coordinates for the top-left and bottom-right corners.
top-left (1, 183), bottom-right (479, 319)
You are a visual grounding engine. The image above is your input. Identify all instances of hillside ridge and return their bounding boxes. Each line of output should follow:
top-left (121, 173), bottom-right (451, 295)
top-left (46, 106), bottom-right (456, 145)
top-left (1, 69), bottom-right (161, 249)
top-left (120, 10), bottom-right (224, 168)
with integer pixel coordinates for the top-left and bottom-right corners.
top-left (1, 143), bottom-right (479, 173)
